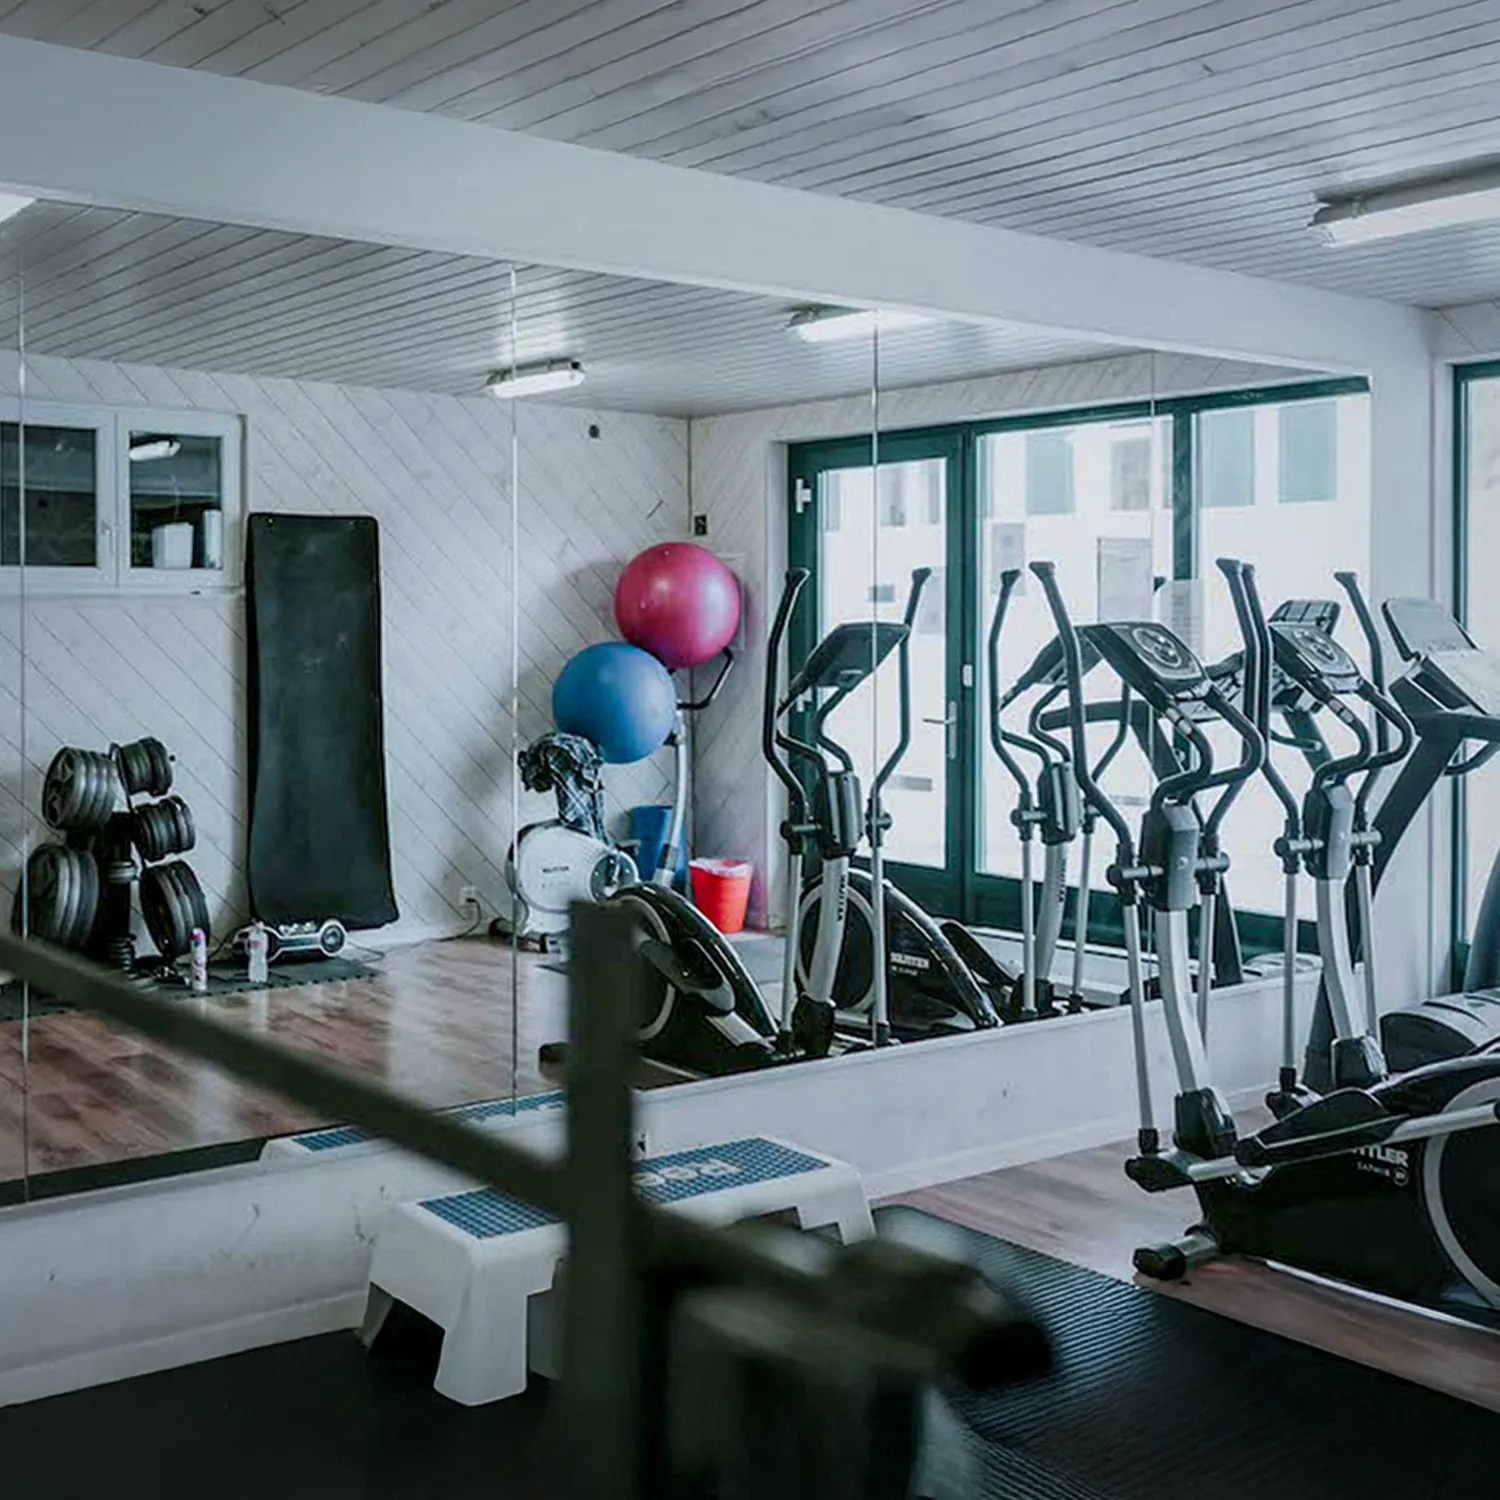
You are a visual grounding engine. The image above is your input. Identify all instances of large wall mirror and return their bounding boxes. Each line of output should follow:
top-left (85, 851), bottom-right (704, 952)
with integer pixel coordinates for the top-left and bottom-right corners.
top-left (0, 192), bottom-right (1368, 1203)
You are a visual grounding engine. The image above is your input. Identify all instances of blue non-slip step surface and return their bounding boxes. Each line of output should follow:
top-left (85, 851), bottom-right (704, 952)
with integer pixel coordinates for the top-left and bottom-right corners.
top-left (287, 1089), bottom-right (565, 1153)
top-left (420, 1137), bottom-right (828, 1239)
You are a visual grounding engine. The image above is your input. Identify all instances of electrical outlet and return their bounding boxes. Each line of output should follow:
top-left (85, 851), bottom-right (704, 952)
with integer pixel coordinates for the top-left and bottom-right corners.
top-left (692, 513), bottom-right (708, 536)
top-left (459, 886), bottom-right (481, 907)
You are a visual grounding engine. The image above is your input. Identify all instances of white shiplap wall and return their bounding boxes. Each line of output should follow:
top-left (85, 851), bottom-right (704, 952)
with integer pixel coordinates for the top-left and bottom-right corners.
top-left (690, 350), bottom-right (1308, 927)
top-left (0, 351), bottom-right (689, 945)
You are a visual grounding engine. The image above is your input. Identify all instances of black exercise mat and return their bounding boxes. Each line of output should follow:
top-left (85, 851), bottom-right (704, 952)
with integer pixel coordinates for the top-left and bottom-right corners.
top-left (880, 1205), bottom-right (1500, 1500)
top-left (246, 514), bottom-right (398, 930)
top-left (0, 957), bottom-right (377, 1020)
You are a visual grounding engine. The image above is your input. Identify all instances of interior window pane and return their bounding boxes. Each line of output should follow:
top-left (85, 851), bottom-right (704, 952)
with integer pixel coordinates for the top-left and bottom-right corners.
top-left (1199, 408), bottom-right (1255, 508)
top-left (1025, 432), bottom-right (1075, 515)
top-left (1464, 375), bottom-right (1500, 941)
top-left (1198, 391), bottom-right (1371, 920)
top-left (128, 431), bottom-right (224, 571)
top-left (0, 422), bottom-right (98, 568)
top-left (817, 458), bottom-right (949, 871)
top-left (1111, 436), bottom-right (1153, 511)
top-left (1278, 400), bottom-right (1338, 504)
top-left (979, 416), bottom-right (1171, 880)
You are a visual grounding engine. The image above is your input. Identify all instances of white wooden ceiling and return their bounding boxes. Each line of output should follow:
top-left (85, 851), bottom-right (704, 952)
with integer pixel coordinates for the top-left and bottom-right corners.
top-left (1, 0), bottom-right (1497, 308)
top-left (0, 200), bottom-right (1119, 414)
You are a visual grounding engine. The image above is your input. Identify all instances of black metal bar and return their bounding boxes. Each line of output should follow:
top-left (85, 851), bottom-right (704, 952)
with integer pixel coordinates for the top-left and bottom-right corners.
top-left (560, 902), bottom-right (647, 1500)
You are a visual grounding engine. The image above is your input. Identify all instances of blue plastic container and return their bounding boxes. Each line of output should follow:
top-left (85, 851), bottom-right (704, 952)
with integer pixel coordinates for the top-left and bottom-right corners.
top-left (628, 804), bottom-right (689, 892)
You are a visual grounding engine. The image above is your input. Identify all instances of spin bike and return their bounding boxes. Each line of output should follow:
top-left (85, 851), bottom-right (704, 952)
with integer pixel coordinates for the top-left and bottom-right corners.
top-left (1034, 556), bottom-right (1500, 1323)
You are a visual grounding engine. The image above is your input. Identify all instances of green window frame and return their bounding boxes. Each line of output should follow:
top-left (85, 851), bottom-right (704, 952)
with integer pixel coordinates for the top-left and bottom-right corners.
top-left (787, 376), bottom-right (1368, 963)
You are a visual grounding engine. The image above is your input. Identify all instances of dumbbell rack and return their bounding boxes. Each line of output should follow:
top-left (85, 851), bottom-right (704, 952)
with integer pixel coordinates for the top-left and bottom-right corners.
top-left (13, 737), bottom-right (212, 975)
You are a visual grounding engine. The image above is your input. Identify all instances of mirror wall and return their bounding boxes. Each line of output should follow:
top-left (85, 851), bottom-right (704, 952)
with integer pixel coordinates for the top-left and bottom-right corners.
top-left (0, 191), bottom-right (1368, 1202)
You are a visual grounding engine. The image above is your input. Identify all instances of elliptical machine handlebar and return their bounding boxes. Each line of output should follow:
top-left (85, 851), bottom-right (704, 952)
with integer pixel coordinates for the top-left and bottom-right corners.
top-left (988, 570), bottom-right (1040, 813)
top-left (1334, 571), bottom-right (1415, 822)
top-left (1028, 562), bottom-right (1138, 865)
top-left (763, 568), bottom-right (813, 815)
top-left (871, 568), bottom-right (932, 797)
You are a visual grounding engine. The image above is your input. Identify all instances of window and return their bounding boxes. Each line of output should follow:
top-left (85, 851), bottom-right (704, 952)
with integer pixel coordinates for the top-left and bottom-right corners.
top-left (1110, 435), bottom-right (1153, 511)
top-left (1456, 367), bottom-right (1500, 964)
top-left (0, 403), bottom-right (241, 592)
top-left (1278, 400), bottom-right (1338, 504)
top-left (1199, 408), bottom-right (1254, 507)
top-left (2, 422), bottom-right (99, 570)
top-left (789, 379), bottom-right (1368, 958)
top-left (1025, 432), bottom-right (1074, 515)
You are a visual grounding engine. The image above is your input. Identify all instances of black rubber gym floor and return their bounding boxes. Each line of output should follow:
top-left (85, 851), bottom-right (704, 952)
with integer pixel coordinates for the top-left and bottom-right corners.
top-left (5, 1212), bottom-right (1496, 1499)
top-left (876, 1207), bottom-right (1500, 1500)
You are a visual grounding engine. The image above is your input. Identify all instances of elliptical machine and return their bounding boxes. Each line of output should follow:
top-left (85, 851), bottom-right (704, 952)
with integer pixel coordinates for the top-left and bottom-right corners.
top-left (1034, 556), bottom-right (1500, 1324)
top-left (605, 565), bottom-right (995, 1078)
top-left (774, 566), bottom-right (1000, 1047)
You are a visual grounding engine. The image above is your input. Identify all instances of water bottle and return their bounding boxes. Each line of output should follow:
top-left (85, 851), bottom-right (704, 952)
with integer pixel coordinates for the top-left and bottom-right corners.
top-left (247, 921), bottom-right (270, 985)
top-left (190, 927), bottom-right (209, 994)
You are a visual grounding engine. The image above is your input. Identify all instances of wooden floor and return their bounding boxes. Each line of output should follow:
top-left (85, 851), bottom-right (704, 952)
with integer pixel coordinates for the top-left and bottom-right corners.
top-left (899, 1141), bottom-right (1500, 1414)
top-left (0, 936), bottom-right (571, 1182)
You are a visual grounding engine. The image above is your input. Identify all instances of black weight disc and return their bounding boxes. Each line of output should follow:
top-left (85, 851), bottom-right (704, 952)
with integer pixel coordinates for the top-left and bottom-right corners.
top-left (43, 748), bottom-right (116, 832)
top-left (173, 862), bottom-right (210, 944)
top-left (12, 843), bottom-right (81, 944)
top-left (67, 849), bottom-right (100, 951)
top-left (171, 797), bottom-right (196, 856)
top-left (140, 864), bottom-right (186, 960)
top-left (115, 736), bottom-right (173, 798)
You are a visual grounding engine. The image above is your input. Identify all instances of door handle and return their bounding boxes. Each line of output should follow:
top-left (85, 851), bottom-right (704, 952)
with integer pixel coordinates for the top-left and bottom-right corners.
top-left (922, 702), bottom-right (959, 761)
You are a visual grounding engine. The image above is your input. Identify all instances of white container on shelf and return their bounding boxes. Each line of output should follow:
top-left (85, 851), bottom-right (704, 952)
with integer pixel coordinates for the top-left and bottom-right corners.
top-left (201, 509), bottom-right (224, 570)
top-left (151, 522), bottom-right (194, 570)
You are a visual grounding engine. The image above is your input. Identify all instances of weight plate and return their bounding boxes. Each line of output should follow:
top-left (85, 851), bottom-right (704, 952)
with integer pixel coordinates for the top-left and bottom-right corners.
top-left (11, 843), bottom-right (86, 947)
top-left (67, 849), bottom-right (100, 951)
top-left (174, 798), bottom-right (196, 855)
top-left (140, 859), bottom-right (208, 960)
top-left (42, 748), bottom-right (116, 832)
top-left (148, 738), bottom-right (173, 797)
top-left (116, 736), bottom-right (173, 797)
top-left (131, 796), bottom-right (196, 863)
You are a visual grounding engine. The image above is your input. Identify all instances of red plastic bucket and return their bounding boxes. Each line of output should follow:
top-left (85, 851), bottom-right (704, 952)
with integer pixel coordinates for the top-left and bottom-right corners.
top-left (690, 858), bottom-right (754, 934)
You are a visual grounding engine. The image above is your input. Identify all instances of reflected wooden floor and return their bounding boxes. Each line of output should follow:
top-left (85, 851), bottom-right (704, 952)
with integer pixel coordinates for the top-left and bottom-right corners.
top-left (0, 937), bottom-right (571, 1181)
top-left (896, 1140), bottom-right (1500, 1413)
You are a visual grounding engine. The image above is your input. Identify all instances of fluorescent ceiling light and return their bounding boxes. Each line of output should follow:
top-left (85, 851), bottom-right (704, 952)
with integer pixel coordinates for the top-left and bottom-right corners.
top-left (788, 306), bottom-right (932, 343)
top-left (0, 192), bottom-right (34, 227)
top-left (1313, 165), bottom-right (1500, 246)
top-left (485, 358), bottom-right (585, 399)
top-left (128, 437), bottom-right (181, 462)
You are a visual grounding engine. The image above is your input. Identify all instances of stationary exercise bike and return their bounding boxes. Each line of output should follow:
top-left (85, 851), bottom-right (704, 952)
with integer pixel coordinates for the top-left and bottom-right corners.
top-left (1033, 556), bottom-right (1500, 1324)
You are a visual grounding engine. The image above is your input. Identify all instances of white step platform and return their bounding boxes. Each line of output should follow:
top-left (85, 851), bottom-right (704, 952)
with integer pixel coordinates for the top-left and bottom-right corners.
top-left (360, 1135), bottom-right (872, 1407)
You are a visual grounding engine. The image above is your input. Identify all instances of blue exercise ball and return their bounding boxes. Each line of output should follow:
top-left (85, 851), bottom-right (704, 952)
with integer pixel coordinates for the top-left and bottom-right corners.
top-left (552, 642), bottom-right (676, 765)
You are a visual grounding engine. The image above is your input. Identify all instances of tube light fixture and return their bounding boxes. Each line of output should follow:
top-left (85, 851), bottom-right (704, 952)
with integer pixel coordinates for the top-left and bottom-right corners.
top-left (1313, 165), bottom-right (1500, 246)
top-left (128, 437), bottom-right (182, 462)
top-left (485, 358), bottom-right (585, 399)
top-left (788, 306), bottom-right (932, 343)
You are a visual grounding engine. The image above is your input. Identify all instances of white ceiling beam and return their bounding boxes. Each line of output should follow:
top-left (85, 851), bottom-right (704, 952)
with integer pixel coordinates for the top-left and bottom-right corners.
top-left (0, 34), bottom-right (1431, 376)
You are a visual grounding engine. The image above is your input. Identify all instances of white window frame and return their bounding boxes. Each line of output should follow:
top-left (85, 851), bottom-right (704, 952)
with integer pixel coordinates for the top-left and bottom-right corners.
top-left (0, 401), bottom-right (242, 596)
top-left (0, 400), bottom-right (115, 592)
top-left (114, 407), bottom-right (243, 594)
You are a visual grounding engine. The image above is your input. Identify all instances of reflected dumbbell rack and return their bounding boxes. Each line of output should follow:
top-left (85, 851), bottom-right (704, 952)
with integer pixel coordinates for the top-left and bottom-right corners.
top-left (14, 735), bottom-right (210, 974)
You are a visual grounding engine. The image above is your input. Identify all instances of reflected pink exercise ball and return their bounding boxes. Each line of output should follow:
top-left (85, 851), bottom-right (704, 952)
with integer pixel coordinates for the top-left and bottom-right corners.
top-left (614, 542), bottom-right (741, 670)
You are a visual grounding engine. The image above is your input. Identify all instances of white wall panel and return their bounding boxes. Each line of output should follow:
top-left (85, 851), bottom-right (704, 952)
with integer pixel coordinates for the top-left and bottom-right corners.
top-left (0, 352), bottom-right (690, 946)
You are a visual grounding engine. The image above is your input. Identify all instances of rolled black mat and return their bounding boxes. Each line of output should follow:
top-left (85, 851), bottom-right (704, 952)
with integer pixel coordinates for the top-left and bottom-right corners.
top-left (246, 514), bottom-right (398, 929)
top-left (879, 1205), bottom-right (1500, 1500)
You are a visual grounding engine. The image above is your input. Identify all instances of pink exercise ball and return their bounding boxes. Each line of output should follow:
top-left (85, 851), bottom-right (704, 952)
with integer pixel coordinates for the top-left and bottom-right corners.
top-left (614, 542), bottom-right (741, 670)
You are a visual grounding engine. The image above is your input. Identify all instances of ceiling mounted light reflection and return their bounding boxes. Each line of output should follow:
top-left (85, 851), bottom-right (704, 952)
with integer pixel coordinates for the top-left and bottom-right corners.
top-left (485, 359), bottom-right (585, 399)
top-left (1313, 165), bottom-right (1500, 245)
top-left (788, 307), bottom-right (932, 343)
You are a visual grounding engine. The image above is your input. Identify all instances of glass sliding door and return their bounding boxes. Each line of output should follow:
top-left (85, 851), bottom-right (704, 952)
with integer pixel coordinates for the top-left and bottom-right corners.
top-left (788, 430), bottom-right (964, 913)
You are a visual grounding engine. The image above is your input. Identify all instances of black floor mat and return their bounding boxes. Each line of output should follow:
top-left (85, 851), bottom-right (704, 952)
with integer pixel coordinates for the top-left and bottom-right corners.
top-left (0, 1318), bottom-right (553, 1500)
top-left (881, 1206), bottom-right (1500, 1500)
top-left (0, 957), bottom-right (377, 1021)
